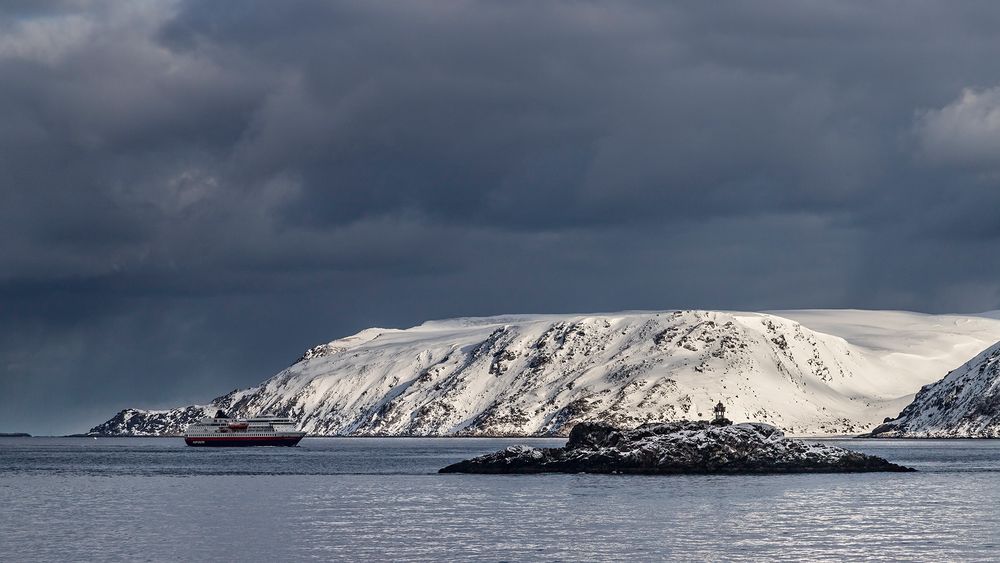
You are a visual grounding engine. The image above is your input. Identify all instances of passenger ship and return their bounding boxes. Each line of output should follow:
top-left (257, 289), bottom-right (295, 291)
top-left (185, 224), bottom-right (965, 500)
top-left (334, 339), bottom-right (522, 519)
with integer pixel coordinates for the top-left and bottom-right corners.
top-left (184, 410), bottom-right (306, 447)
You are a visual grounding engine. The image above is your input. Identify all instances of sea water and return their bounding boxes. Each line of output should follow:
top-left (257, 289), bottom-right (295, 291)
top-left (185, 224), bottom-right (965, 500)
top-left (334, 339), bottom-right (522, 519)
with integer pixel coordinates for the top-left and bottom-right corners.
top-left (1, 437), bottom-right (998, 561)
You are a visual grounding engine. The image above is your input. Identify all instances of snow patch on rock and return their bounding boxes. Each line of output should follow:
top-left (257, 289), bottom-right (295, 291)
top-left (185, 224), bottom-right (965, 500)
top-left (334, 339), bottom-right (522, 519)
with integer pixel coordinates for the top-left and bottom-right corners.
top-left (439, 421), bottom-right (915, 474)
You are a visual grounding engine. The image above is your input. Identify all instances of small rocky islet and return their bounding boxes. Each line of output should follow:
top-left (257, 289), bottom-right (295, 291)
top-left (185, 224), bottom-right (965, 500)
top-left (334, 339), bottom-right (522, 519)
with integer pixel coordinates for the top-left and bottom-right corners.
top-left (440, 420), bottom-right (914, 474)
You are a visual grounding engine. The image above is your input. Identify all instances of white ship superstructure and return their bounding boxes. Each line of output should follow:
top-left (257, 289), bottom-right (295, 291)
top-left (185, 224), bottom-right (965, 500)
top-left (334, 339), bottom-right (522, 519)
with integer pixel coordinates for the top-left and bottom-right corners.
top-left (184, 411), bottom-right (305, 446)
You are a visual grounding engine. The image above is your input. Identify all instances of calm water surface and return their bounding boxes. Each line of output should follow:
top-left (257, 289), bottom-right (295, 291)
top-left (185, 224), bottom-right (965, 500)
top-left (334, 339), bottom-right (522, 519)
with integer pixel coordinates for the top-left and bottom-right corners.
top-left (1, 437), bottom-right (999, 561)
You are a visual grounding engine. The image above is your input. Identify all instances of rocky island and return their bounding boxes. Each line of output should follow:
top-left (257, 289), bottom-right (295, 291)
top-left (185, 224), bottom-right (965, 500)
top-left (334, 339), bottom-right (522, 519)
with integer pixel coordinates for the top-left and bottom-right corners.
top-left (440, 421), bottom-right (914, 474)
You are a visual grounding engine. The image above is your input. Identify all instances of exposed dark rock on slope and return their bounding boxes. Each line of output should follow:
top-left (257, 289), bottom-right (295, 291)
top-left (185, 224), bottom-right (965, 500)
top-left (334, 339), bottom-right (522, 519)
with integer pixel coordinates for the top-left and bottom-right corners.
top-left (89, 406), bottom-right (214, 437)
top-left (440, 421), bottom-right (914, 474)
top-left (867, 342), bottom-right (1000, 438)
top-left (87, 310), bottom-right (1000, 437)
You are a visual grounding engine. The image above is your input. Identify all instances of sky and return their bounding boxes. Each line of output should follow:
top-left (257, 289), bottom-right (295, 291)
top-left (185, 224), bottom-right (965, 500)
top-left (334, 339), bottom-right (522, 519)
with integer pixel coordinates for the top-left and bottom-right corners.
top-left (3, 1), bottom-right (1000, 434)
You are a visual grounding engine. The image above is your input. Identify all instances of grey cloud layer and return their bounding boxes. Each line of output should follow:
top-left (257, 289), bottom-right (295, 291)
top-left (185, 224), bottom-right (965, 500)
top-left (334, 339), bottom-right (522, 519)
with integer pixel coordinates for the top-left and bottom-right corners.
top-left (2, 1), bottom-right (1000, 433)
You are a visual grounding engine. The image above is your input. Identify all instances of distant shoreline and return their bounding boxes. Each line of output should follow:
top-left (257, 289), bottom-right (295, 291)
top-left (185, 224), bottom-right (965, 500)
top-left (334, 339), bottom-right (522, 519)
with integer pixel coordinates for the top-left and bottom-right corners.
top-left (60, 433), bottom-right (1000, 440)
top-left (0, 433), bottom-right (31, 437)
top-left (72, 433), bottom-right (568, 439)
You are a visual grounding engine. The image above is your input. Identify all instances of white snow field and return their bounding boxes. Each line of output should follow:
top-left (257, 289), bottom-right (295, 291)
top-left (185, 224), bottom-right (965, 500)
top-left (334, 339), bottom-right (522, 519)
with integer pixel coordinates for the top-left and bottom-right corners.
top-left (90, 309), bottom-right (1000, 437)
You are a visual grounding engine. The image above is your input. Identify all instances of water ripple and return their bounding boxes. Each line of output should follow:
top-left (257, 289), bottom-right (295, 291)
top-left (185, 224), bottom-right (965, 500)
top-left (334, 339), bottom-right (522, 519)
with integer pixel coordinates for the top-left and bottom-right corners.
top-left (2, 437), bottom-right (999, 561)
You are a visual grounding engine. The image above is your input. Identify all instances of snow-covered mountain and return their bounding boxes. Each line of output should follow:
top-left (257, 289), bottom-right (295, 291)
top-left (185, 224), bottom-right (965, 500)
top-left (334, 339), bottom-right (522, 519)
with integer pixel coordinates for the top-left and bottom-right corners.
top-left (867, 341), bottom-right (1000, 437)
top-left (89, 309), bottom-right (1000, 437)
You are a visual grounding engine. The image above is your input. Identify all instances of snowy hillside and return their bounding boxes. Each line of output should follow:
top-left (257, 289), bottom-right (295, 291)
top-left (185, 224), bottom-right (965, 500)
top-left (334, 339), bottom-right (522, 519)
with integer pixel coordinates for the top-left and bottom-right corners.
top-left (89, 310), bottom-right (1000, 437)
top-left (867, 341), bottom-right (1000, 437)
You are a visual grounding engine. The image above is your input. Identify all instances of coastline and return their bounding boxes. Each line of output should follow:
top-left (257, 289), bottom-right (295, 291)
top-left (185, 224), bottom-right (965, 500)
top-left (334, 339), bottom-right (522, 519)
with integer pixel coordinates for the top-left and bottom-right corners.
top-left (61, 432), bottom-right (1000, 440)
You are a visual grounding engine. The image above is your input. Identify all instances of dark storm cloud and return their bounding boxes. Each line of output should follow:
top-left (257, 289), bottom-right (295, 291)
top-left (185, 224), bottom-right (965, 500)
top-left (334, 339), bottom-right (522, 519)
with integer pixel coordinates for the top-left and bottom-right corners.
top-left (4, 0), bottom-right (1000, 433)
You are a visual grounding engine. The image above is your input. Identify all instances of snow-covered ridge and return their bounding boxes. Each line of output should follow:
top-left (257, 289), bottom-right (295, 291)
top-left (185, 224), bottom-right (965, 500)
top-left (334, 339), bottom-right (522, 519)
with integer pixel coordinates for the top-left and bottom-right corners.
top-left (88, 309), bottom-right (1000, 437)
top-left (867, 341), bottom-right (1000, 437)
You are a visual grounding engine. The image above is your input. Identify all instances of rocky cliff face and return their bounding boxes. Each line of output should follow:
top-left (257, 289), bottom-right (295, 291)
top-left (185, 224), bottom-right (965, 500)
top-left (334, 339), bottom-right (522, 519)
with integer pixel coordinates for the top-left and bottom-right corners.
top-left (89, 406), bottom-right (216, 436)
top-left (867, 341), bottom-right (1000, 438)
top-left (439, 421), bottom-right (914, 474)
top-left (88, 310), bottom-right (1000, 437)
